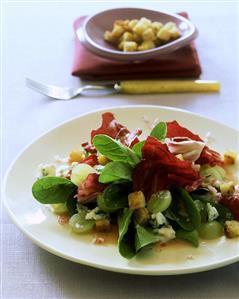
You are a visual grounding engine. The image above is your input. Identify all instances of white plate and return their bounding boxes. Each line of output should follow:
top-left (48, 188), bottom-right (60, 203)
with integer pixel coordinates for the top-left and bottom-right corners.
top-left (3, 105), bottom-right (239, 275)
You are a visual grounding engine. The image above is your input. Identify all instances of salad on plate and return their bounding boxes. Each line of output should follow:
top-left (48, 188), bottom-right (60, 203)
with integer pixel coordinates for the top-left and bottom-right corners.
top-left (32, 112), bottom-right (239, 259)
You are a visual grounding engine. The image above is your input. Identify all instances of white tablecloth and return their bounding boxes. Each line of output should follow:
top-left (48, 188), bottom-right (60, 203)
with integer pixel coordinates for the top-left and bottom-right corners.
top-left (1, 1), bottom-right (239, 298)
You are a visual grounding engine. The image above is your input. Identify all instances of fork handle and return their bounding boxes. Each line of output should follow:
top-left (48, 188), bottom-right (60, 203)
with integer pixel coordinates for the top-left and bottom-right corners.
top-left (79, 84), bottom-right (118, 95)
top-left (117, 80), bottom-right (220, 94)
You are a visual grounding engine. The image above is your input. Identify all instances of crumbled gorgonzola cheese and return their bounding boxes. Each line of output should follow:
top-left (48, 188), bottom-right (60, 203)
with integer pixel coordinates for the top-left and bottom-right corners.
top-left (38, 163), bottom-right (56, 178)
top-left (206, 203), bottom-right (219, 222)
top-left (85, 207), bottom-right (108, 221)
top-left (151, 212), bottom-right (168, 227)
top-left (154, 225), bottom-right (176, 243)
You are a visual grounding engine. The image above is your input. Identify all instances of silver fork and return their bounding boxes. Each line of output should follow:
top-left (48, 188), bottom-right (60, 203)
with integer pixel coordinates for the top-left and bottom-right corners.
top-left (25, 78), bottom-right (118, 100)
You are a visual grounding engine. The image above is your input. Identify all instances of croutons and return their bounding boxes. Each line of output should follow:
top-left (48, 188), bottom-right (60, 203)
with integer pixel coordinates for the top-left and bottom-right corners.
top-left (142, 28), bottom-right (155, 41)
top-left (104, 30), bottom-right (117, 44)
top-left (138, 40), bottom-right (155, 51)
top-left (151, 21), bottom-right (163, 32)
top-left (134, 207), bottom-right (150, 224)
top-left (219, 181), bottom-right (235, 196)
top-left (122, 41), bottom-right (138, 52)
top-left (104, 18), bottom-right (181, 52)
top-left (112, 24), bottom-right (124, 38)
top-left (68, 149), bottom-right (85, 164)
top-left (224, 220), bottom-right (239, 238)
top-left (97, 154), bottom-right (110, 165)
top-left (169, 27), bottom-right (181, 39)
top-left (224, 150), bottom-right (237, 165)
top-left (128, 191), bottom-right (146, 209)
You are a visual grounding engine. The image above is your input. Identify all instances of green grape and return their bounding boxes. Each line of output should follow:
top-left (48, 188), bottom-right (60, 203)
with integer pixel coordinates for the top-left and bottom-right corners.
top-left (69, 210), bottom-right (95, 233)
top-left (70, 163), bottom-right (96, 186)
top-left (200, 165), bottom-right (225, 183)
top-left (198, 221), bottom-right (223, 239)
top-left (147, 190), bottom-right (172, 213)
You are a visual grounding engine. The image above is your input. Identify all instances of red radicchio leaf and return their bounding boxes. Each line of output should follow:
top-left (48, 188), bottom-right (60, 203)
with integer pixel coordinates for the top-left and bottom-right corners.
top-left (219, 194), bottom-right (239, 220)
top-left (196, 147), bottom-right (222, 166)
top-left (133, 136), bottom-right (200, 199)
top-left (166, 121), bottom-right (222, 165)
top-left (80, 154), bottom-right (98, 167)
top-left (81, 142), bottom-right (97, 154)
top-left (91, 112), bottom-right (141, 147)
top-left (167, 121), bottom-right (203, 141)
top-left (76, 173), bottom-right (106, 204)
top-left (133, 160), bottom-right (168, 198)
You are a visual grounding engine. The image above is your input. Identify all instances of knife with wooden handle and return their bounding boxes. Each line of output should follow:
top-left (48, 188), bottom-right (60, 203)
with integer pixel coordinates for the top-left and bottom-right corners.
top-left (115, 80), bottom-right (220, 94)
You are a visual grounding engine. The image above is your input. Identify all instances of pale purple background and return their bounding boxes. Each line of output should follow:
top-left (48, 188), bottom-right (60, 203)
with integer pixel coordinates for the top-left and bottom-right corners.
top-left (1, 1), bottom-right (239, 299)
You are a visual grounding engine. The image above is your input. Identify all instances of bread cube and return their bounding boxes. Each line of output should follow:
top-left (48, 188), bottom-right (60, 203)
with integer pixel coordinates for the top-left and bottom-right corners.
top-left (142, 28), bottom-right (155, 41)
top-left (69, 149), bottom-right (85, 163)
top-left (151, 21), bottom-right (163, 32)
top-left (138, 40), bottom-right (155, 51)
top-left (157, 28), bottom-right (171, 41)
top-left (225, 220), bottom-right (239, 238)
top-left (122, 41), bottom-right (138, 52)
top-left (224, 150), bottom-right (237, 165)
top-left (121, 31), bottom-right (134, 42)
top-left (163, 22), bottom-right (177, 30)
top-left (134, 207), bottom-right (150, 224)
top-left (128, 191), bottom-right (146, 209)
top-left (128, 19), bottom-right (138, 30)
top-left (170, 27), bottom-right (181, 39)
top-left (112, 24), bottom-right (124, 38)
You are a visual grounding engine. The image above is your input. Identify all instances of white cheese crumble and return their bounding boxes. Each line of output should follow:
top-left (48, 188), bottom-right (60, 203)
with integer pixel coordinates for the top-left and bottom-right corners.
top-left (38, 163), bottom-right (56, 178)
top-left (151, 212), bottom-right (168, 227)
top-left (206, 203), bottom-right (219, 222)
top-left (85, 207), bottom-right (107, 221)
top-left (55, 164), bottom-right (71, 177)
top-left (154, 225), bottom-right (176, 243)
top-left (37, 156), bottom-right (76, 179)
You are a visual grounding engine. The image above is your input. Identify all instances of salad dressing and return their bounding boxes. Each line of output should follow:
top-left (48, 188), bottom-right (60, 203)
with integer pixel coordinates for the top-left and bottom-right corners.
top-left (92, 224), bottom-right (118, 245)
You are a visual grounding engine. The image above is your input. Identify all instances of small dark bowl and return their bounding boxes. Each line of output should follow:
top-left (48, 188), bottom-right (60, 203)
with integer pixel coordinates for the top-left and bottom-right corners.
top-left (77, 7), bottom-right (198, 62)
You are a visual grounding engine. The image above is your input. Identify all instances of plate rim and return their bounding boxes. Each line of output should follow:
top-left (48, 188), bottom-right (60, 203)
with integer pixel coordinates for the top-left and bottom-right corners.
top-left (2, 104), bottom-right (239, 275)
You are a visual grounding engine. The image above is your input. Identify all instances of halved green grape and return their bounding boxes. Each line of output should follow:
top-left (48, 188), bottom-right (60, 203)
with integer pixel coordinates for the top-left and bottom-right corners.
top-left (147, 190), bottom-right (172, 213)
top-left (198, 220), bottom-right (223, 239)
top-left (134, 208), bottom-right (150, 225)
top-left (51, 203), bottom-right (68, 215)
top-left (70, 163), bottom-right (96, 186)
top-left (69, 210), bottom-right (95, 233)
top-left (200, 165), bottom-right (225, 184)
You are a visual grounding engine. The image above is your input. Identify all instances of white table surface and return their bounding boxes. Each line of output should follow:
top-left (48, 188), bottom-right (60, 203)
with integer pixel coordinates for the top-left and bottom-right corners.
top-left (1, 1), bottom-right (239, 299)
